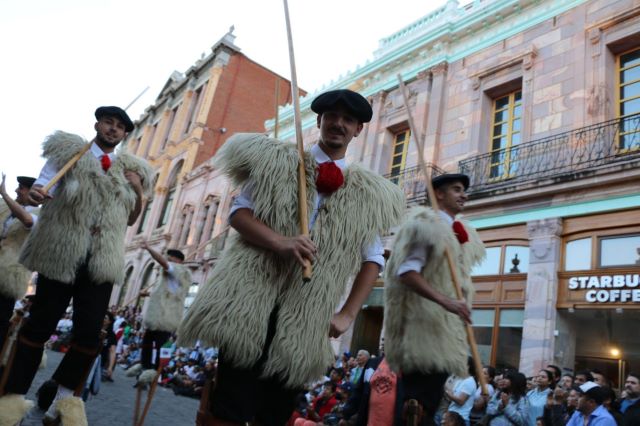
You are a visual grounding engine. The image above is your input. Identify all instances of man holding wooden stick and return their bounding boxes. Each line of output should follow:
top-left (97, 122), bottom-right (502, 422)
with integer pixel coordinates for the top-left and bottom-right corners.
top-left (384, 173), bottom-right (486, 426)
top-left (0, 174), bottom-right (38, 351)
top-left (178, 89), bottom-right (404, 425)
top-left (0, 106), bottom-right (153, 425)
top-left (127, 242), bottom-right (190, 384)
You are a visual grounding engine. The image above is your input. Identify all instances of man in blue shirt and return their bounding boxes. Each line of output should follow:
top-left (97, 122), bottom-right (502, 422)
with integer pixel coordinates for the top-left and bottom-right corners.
top-left (566, 382), bottom-right (617, 426)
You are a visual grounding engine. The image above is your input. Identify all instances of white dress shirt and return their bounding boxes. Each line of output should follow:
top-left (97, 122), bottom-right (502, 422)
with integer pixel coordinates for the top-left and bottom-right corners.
top-left (230, 144), bottom-right (385, 268)
top-left (396, 210), bottom-right (455, 276)
top-left (34, 142), bottom-right (115, 195)
top-left (1, 205), bottom-right (38, 239)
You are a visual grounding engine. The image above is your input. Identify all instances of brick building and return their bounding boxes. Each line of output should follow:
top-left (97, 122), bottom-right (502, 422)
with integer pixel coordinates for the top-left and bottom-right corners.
top-left (114, 29), bottom-right (299, 308)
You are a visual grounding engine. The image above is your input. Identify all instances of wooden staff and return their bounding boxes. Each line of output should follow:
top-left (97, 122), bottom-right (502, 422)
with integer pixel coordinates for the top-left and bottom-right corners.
top-left (0, 310), bottom-right (25, 394)
top-left (42, 142), bottom-right (93, 193)
top-left (283, 0), bottom-right (312, 282)
top-left (274, 79), bottom-right (281, 139)
top-left (135, 361), bottom-right (164, 426)
top-left (397, 74), bottom-right (488, 396)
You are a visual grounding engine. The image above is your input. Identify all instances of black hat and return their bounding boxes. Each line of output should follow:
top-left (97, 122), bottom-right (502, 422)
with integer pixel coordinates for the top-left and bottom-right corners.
top-left (432, 173), bottom-right (470, 190)
top-left (17, 176), bottom-right (36, 188)
top-left (311, 89), bottom-right (373, 123)
top-left (95, 106), bottom-right (134, 132)
top-left (167, 249), bottom-right (185, 261)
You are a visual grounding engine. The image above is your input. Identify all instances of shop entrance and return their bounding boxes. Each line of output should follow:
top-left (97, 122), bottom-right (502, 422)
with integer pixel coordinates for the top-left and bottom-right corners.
top-left (557, 309), bottom-right (640, 390)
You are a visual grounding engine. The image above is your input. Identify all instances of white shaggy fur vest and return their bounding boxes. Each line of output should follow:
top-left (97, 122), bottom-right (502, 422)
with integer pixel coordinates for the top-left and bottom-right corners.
top-left (0, 205), bottom-right (38, 299)
top-left (143, 263), bottom-right (191, 332)
top-left (178, 133), bottom-right (404, 388)
top-left (384, 207), bottom-right (485, 376)
top-left (20, 131), bottom-right (153, 285)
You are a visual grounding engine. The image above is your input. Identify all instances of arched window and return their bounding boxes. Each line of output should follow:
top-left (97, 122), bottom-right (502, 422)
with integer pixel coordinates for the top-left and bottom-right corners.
top-left (138, 174), bottom-right (159, 234)
top-left (199, 195), bottom-right (220, 244)
top-left (178, 204), bottom-right (195, 247)
top-left (118, 266), bottom-right (134, 306)
top-left (137, 262), bottom-right (156, 308)
top-left (157, 160), bottom-right (184, 228)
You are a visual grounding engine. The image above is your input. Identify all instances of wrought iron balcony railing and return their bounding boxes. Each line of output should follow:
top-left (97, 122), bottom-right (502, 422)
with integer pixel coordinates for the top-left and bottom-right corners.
top-left (384, 163), bottom-right (446, 205)
top-left (459, 113), bottom-right (640, 194)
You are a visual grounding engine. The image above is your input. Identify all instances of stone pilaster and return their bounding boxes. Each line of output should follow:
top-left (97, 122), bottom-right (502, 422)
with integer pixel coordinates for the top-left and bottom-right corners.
top-left (520, 217), bottom-right (562, 376)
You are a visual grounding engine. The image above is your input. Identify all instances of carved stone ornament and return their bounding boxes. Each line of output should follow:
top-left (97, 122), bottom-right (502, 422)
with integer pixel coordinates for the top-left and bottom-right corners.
top-left (522, 46), bottom-right (538, 71)
top-left (588, 27), bottom-right (601, 45)
top-left (527, 218), bottom-right (563, 239)
top-left (431, 61), bottom-right (449, 76)
top-left (471, 77), bottom-right (481, 90)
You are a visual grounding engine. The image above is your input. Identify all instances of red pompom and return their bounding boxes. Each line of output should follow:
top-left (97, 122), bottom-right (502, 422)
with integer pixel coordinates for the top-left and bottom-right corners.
top-left (315, 162), bottom-right (344, 194)
top-left (452, 220), bottom-right (469, 244)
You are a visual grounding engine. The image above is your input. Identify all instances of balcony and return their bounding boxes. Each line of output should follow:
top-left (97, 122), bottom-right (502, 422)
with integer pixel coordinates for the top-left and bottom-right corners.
top-left (384, 163), bottom-right (446, 205)
top-left (459, 113), bottom-right (640, 196)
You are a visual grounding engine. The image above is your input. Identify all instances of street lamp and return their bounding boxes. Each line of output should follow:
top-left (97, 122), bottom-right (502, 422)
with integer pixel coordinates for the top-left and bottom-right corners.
top-left (611, 347), bottom-right (623, 393)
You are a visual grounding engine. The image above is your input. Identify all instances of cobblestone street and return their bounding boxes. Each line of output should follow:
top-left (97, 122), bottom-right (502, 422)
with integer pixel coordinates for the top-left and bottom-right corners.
top-left (21, 350), bottom-right (198, 426)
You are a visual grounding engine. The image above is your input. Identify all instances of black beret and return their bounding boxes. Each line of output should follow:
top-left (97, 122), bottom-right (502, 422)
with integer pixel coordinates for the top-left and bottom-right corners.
top-left (17, 176), bottom-right (36, 188)
top-left (432, 173), bottom-right (470, 190)
top-left (95, 106), bottom-right (134, 132)
top-left (311, 89), bottom-right (373, 123)
top-left (167, 249), bottom-right (185, 261)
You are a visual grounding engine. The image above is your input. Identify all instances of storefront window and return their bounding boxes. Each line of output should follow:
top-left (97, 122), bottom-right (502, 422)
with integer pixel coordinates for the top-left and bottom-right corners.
top-left (472, 309), bottom-right (495, 365)
top-left (495, 309), bottom-right (524, 370)
top-left (600, 235), bottom-right (640, 267)
top-left (565, 238), bottom-right (592, 271)
top-left (472, 247), bottom-right (501, 276)
top-left (504, 246), bottom-right (529, 274)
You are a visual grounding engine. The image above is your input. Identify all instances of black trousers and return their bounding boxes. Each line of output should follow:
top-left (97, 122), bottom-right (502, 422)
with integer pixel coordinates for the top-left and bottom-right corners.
top-left (398, 371), bottom-right (449, 426)
top-left (141, 329), bottom-right (171, 370)
top-left (0, 293), bottom-right (15, 351)
top-left (4, 265), bottom-right (113, 394)
top-left (210, 306), bottom-right (301, 426)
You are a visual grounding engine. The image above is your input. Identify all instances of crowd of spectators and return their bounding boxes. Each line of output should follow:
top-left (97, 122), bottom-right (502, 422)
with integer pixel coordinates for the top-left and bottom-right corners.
top-left (40, 303), bottom-right (640, 425)
top-left (285, 347), bottom-right (640, 426)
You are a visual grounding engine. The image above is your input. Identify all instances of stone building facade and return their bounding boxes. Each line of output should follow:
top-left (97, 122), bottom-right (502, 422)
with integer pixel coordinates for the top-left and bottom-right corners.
top-left (269, 0), bottom-right (640, 382)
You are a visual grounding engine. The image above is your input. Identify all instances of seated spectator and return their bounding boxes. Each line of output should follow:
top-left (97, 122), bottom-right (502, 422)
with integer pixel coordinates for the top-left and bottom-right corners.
top-left (306, 382), bottom-right (339, 422)
top-left (591, 369), bottom-right (609, 387)
top-left (443, 411), bottom-right (466, 426)
top-left (486, 370), bottom-right (530, 425)
top-left (526, 369), bottom-right (553, 426)
top-left (446, 357), bottom-right (477, 426)
top-left (574, 370), bottom-right (594, 386)
top-left (470, 366), bottom-right (496, 425)
top-left (566, 382), bottom-right (617, 426)
top-left (543, 387), bottom-right (569, 426)
top-left (560, 373), bottom-right (574, 391)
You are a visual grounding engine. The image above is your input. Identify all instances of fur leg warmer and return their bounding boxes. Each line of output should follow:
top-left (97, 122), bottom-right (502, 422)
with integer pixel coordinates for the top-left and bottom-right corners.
top-left (125, 363), bottom-right (142, 377)
top-left (0, 394), bottom-right (34, 426)
top-left (56, 396), bottom-right (88, 426)
top-left (137, 369), bottom-right (157, 385)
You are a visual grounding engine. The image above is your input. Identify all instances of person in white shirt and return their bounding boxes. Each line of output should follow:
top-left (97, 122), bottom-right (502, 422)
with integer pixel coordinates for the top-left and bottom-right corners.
top-left (384, 173), bottom-right (486, 425)
top-left (0, 106), bottom-right (152, 426)
top-left (126, 242), bottom-right (191, 385)
top-left (178, 89), bottom-right (404, 426)
top-left (0, 174), bottom-right (38, 349)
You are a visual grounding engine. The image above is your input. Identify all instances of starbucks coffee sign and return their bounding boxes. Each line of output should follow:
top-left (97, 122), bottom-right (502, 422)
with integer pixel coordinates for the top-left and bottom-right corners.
top-left (568, 274), bottom-right (640, 302)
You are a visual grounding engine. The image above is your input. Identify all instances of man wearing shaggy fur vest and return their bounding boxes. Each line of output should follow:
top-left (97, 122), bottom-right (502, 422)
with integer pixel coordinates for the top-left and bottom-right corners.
top-left (384, 173), bottom-right (485, 426)
top-left (128, 242), bottom-right (191, 384)
top-left (178, 89), bottom-right (405, 425)
top-left (0, 174), bottom-right (38, 350)
top-left (0, 106), bottom-right (153, 425)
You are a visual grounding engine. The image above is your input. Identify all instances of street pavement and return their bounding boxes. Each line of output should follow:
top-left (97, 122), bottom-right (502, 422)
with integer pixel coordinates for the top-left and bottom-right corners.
top-left (21, 350), bottom-right (198, 425)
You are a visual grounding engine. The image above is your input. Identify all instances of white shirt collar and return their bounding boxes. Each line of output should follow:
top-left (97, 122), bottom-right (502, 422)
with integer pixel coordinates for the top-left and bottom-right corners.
top-left (311, 144), bottom-right (347, 170)
top-left (90, 142), bottom-right (115, 160)
top-left (439, 210), bottom-right (455, 225)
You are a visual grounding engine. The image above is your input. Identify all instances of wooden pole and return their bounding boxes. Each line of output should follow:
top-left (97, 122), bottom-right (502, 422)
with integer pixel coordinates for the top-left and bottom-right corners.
top-left (282, 0), bottom-right (312, 282)
top-left (274, 79), bottom-right (281, 139)
top-left (42, 142), bottom-right (93, 193)
top-left (397, 74), bottom-right (488, 396)
top-left (0, 311), bottom-right (25, 395)
top-left (136, 361), bottom-right (164, 426)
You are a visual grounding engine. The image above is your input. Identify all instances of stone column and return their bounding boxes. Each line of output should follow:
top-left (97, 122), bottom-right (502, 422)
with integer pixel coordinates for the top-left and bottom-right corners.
top-left (425, 61), bottom-right (448, 165)
top-left (520, 217), bottom-right (562, 376)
